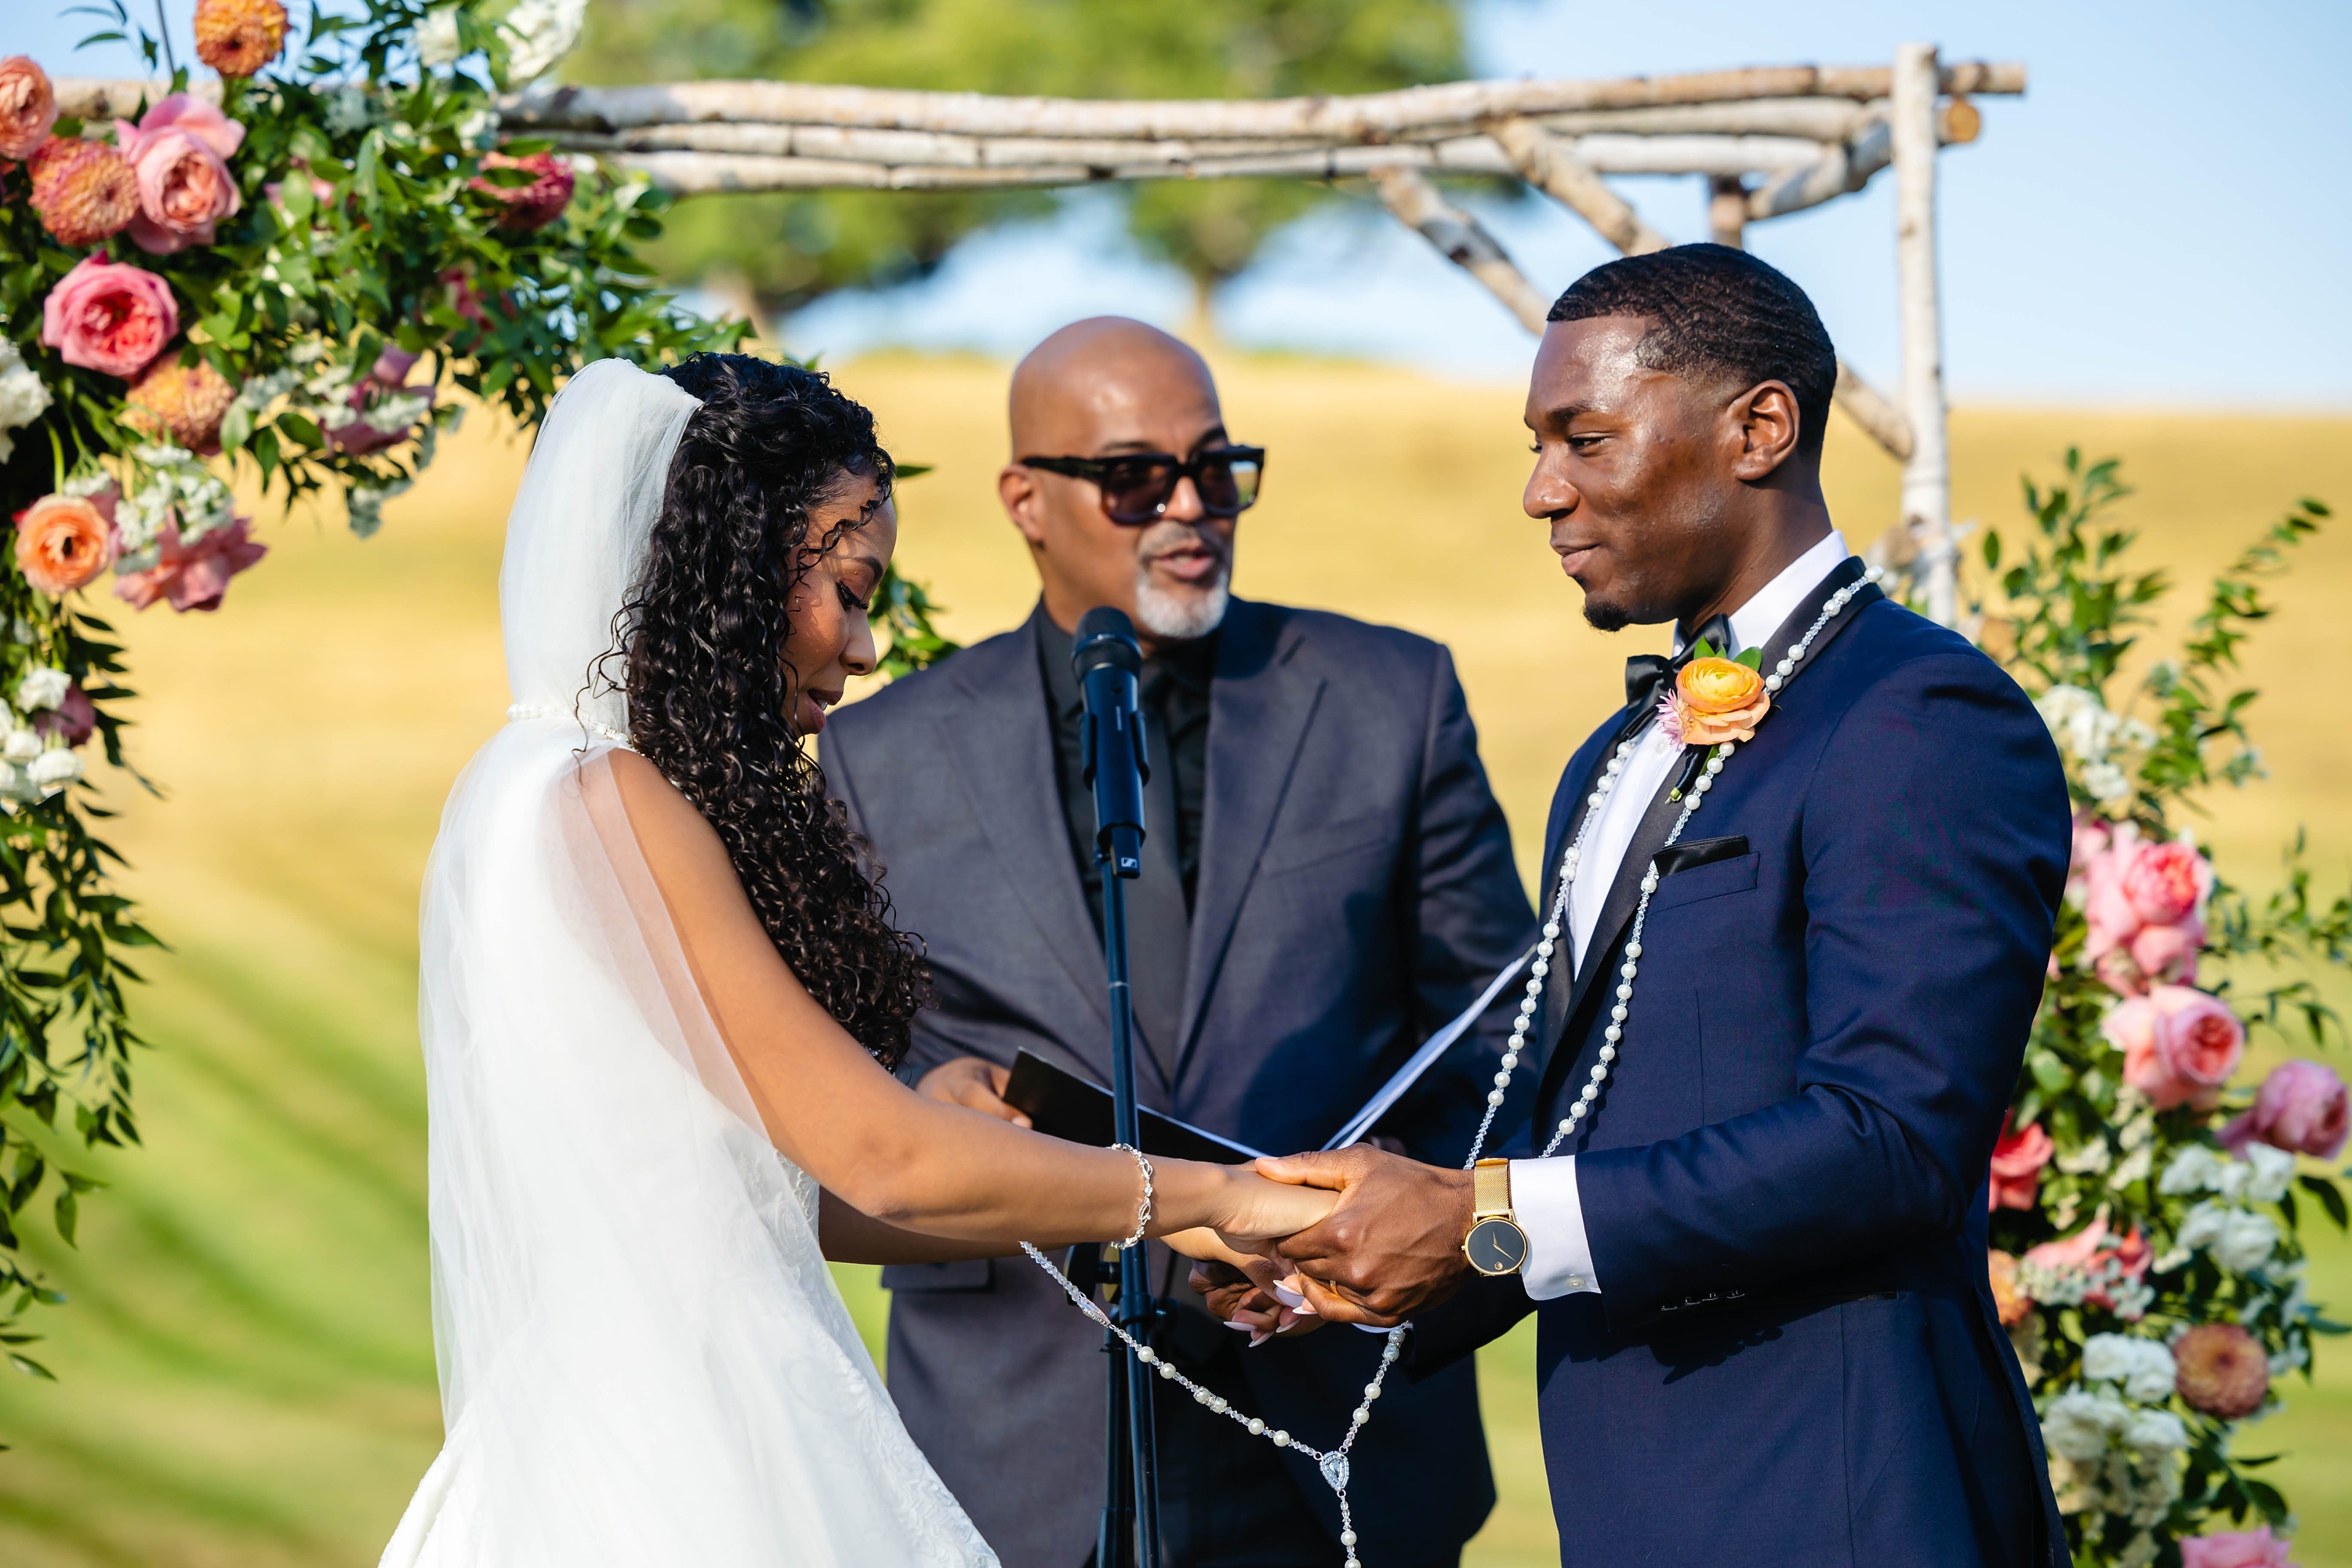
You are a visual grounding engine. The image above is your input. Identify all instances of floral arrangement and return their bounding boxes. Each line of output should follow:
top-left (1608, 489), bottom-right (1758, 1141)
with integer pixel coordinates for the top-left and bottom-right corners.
top-left (1965, 452), bottom-right (2348, 1567)
top-left (0, 0), bottom-right (744, 1377)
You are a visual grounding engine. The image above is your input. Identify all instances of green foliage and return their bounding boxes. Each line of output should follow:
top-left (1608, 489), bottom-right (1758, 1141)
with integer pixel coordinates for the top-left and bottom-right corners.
top-left (568, 0), bottom-right (1467, 310)
top-left (1976, 455), bottom-right (2350, 1565)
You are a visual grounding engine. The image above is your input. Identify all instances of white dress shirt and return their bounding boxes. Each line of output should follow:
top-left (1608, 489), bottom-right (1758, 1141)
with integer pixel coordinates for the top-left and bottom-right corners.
top-left (1513, 530), bottom-right (1850, 1301)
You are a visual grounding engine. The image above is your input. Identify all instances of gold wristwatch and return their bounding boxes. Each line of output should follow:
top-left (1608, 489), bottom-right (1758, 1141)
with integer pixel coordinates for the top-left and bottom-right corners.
top-left (1462, 1158), bottom-right (1530, 1277)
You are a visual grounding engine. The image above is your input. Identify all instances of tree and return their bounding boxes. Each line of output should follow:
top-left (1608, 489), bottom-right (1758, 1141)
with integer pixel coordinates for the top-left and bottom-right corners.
top-left (567, 0), bottom-right (1467, 319)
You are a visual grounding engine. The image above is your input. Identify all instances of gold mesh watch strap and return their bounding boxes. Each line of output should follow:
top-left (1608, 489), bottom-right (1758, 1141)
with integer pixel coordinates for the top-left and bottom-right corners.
top-left (1472, 1157), bottom-right (1513, 1219)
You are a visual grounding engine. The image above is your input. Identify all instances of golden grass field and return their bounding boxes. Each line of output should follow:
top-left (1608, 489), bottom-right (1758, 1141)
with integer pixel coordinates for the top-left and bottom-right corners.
top-left (0, 350), bottom-right (2347, 1567)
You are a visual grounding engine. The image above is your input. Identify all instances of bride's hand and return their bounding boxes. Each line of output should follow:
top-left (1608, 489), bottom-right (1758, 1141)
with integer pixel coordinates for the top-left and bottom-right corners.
top-left (1209, 1164), bottom-right (1339, 1243)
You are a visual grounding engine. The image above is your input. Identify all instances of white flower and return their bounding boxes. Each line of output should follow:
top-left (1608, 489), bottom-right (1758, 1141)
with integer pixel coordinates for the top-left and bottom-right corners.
top-left (15, 668), bottom-right (70, 713)
top-left (500, 0), bottom-right (587, 84)
top-left (27, 747), bottom-right (82, 797)
top-left (2042, 1389), bottom-right (2128, 1461)
top-left (2121, 1409), bottom-right (2188, 1452)
top-left (2159, 1145), bottom-right (2227, 1196)
top-left (0, 339), bottom-right (54, 464)
top-left (2214, 1210), bottom-right (2280, 1274)
top-left (2, 729), bottom-right (41, 765)
top-left (418, 5), bottom-right (463, 64)
top-left (324, 85), bottom-right (377, 134)
top-left (2176, 1199), bottom-right (2228, 1253)
top-left (2083, 1334), bottom-right (2177, 1403)
top-left (2084, 760), bottom-right (2133, 808)
top-left (346, 477), bottom-right (414, 540)
top-left (2242, 1143), bottom-right (2296, 1205)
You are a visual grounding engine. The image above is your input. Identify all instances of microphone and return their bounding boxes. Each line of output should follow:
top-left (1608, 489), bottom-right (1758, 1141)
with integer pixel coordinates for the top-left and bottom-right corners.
top-left (1073, 606), bottom-right (1150, 880)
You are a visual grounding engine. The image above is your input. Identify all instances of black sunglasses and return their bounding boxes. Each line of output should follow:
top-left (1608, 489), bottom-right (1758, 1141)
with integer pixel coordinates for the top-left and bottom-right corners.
top-left (1020, 445), bottom-right (1266, 525)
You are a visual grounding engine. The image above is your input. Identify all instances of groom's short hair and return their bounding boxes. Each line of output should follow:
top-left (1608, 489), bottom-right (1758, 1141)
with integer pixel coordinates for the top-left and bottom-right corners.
top-left (1548, 244), bottom-right (1838, 456)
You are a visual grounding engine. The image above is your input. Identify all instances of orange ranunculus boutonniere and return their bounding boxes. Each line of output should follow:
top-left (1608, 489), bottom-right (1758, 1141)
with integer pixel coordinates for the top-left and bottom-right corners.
top-left (1659, 640), bottom-right (1771, 746)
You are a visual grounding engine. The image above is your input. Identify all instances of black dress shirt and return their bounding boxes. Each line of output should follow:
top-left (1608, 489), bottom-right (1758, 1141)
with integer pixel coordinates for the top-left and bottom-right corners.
top-left (1036, 611), bottom-right (1214, 924)
top-left (1037, 610), bottom-right (1214, 1076)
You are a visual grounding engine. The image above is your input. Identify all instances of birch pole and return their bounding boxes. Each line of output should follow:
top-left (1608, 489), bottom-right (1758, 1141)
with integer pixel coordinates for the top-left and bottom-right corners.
top-left (1367, 168), bottom-right (1552, 332)
top-left (1893, 43), bottom-right (1957, 626)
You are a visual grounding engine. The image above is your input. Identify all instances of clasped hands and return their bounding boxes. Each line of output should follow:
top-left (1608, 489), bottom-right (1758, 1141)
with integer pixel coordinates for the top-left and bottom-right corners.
top-left (920, 1057), bottom-right (1477, 1344)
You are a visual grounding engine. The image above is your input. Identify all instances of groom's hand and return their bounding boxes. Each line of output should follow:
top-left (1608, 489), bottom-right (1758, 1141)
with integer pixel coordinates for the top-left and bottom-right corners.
top-left (1256, 1147), bottom-right (1475, 1325)
top-left (915, 1057), bottom-right (1030, 1127)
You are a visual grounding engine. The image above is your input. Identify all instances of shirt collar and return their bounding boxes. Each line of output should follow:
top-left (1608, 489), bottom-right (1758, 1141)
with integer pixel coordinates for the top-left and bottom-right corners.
top-left (1036, 601), bottom-right (1219, 717)
top-left (1675, 528), bottom-right (1851, 657)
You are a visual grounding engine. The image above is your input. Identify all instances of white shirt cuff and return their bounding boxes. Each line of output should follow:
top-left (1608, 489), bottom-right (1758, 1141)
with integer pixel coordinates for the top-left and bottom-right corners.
top-left (1512, 1156), bottom-right (1600, 1301)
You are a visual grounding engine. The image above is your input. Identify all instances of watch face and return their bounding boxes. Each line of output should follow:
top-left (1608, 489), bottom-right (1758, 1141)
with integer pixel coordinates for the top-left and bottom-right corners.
top-left (1464, 1217), bottom-right (1529, 1277)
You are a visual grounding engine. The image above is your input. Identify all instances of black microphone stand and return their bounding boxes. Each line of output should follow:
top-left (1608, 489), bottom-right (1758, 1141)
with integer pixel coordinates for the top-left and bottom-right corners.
top-left (1073, 608), bottom-right (1164, 1568)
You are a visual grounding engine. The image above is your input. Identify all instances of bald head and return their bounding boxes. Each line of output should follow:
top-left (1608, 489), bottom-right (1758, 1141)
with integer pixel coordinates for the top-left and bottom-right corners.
top-left (1008, 317), bottom-right (1218, 459)
top-left (998, 317), bottom-right (1243, 648)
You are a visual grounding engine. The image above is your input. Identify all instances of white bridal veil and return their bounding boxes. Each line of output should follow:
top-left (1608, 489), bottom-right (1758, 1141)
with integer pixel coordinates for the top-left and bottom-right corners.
top-left (382, 359), bottom-right (995, 1566)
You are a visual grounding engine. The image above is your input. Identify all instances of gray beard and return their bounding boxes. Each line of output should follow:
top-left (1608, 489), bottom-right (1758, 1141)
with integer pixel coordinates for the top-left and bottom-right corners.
top-left (1133, 564), bottom-right (1231, 642)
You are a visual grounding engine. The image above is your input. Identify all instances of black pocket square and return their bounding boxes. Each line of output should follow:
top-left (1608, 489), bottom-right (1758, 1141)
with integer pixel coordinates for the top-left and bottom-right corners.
top-left (1653, 835), bottom-right (1748, 878)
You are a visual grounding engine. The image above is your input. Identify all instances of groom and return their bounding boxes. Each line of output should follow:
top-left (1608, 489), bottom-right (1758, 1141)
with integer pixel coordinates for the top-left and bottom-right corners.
top-left (820, 318), bottom-right (1534, 1566)
top-left (1213, 247), bottom-right (2074, 1564)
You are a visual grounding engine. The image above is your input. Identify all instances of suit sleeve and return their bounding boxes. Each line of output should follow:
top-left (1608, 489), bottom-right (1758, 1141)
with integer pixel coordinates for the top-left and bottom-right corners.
top-left (1385, 646), bottom-right (1538, 1164)
top-left (1573, 652), bottom-right (2070, 1327)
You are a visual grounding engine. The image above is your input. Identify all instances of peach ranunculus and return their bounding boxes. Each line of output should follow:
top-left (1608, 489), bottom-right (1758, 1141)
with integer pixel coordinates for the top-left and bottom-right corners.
top-left (2082, 822), bottom-right (2213, 993)
top-left (0, 56), bottom-right (60, 162)
top-left (28, 136), bottom-right (140, 246)
top-left (114, 515), bottom-right (266, 613)
top-left (1658, 656), bottom-right (1770, 747)
top-left (2173, 1322), bottom-right (2270, 1419)
top-left (115, 94), bottom-right (245, 255)
top-left (2178, 1526), bottom-right (2296, 1568)
top-left (13, 490), bottom-right (120, 596)
top-left (194, 0), bottom-right (289, 78)
top-left (1987, 1249), bottom-right (2030, 1327)
top-left (40, 256), bottom-right (179, 379)
top-left (1987, 1114), bottom-right (2054, 1211)
top-left (2105, 984), bottom-right (2245, 1111)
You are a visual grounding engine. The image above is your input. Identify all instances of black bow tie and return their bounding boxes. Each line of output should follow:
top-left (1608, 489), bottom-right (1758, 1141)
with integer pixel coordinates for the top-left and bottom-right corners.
top-left (1623, 612), bottom-right (1737, 714)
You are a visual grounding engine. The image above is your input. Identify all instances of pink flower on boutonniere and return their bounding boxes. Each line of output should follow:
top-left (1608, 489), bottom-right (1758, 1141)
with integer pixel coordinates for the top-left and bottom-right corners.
top-left (1658, 654), bottom-right (1771, 747)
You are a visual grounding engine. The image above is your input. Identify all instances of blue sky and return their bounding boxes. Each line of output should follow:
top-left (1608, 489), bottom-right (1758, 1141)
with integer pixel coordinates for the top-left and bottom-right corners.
top-left (20, 0), bottom-right (2352, 403)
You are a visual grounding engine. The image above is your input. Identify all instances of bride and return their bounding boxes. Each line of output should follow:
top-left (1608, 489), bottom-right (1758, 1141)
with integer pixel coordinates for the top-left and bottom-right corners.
top-left (380, 354), bottom-right (1333, 1566)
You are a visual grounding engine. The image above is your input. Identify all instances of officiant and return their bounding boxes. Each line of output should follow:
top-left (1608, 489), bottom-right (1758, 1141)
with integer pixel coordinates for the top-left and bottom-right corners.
top-left (818, 317), bottom-right (1534, 1568)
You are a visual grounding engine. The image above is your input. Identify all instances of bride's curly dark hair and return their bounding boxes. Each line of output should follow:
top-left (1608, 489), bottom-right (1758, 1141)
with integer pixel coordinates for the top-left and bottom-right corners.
top-left (615, 352), bottom-right (928, 1067)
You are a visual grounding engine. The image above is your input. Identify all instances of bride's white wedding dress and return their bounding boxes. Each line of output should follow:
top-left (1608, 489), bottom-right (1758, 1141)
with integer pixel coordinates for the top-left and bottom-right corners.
top-left (380, 361), bottom-right (997, 1566)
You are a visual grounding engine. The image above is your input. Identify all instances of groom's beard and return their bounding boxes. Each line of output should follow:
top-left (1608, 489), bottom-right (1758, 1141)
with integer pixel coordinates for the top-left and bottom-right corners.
top-left (1132, 521), bottom-right (1232, 642)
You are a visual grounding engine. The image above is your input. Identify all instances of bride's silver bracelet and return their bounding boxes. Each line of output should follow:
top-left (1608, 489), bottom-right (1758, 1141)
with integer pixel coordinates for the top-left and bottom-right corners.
top-left (1109, 1143), bottom-right (1154, 1250)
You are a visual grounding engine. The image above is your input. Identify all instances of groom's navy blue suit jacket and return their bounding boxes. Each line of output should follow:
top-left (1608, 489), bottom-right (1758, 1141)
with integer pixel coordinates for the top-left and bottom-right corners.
top-left (822, 598), bottom-right (1534, 1567)
top-left (1411, 561), bottom-right (2074, 1566)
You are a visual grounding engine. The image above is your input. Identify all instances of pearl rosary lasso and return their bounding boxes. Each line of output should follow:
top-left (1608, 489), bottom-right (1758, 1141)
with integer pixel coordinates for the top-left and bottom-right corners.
top-left (1461, 576), bottom-right (1860, 1168)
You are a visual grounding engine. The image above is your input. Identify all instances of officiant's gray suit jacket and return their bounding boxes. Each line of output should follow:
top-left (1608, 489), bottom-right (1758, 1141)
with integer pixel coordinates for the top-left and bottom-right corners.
top-left (820, 598), bottom-right (1534, 1567)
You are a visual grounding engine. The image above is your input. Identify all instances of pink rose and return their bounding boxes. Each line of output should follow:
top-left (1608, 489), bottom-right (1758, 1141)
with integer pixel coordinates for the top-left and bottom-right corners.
top-left (33, 681), bottom-right (96, 748)
top-left (2082, 824), bottom-right (2212, 994)
top-left (2123, 838), bottom-right (2211, 924)
top-left (2128, 920), bottom-right (2201, 988)
top-left (2221, 1060), bottom-right (2350, 1161)
top-left (1987, 1114), bottom-right (2053, 1211)
top-left (2107, 985), bottom-right (2245, 1111)
top-left (0, 56), bottom-right (60, 162)
top-left (114, 517), bottom-right (267, 613)
top-left (2067, 814), bottom-right (2112, 902)
top-left (40, 255), bottom-right (179, 379)
top-left (2179, 1526), bottom-right (2296, 1568)
top-left (114, 103), bottom-right (244, 253)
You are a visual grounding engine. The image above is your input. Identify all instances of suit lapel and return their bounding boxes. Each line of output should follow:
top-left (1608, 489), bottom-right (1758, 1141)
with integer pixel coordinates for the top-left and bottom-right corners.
top-left (942, 610), bottom-right (1120, 1064)
top-left (1534, 556), bottom-right (1882, 1114)
top-left (1537, 713), bottom-right (1635, 1058)
top-left (1173, 601), bottom-right (1323, 1085)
